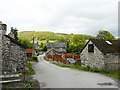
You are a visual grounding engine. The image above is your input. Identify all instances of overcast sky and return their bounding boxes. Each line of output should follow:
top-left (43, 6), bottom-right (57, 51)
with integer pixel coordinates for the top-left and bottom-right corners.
top-left (0, 0), bottom-right (119, 37)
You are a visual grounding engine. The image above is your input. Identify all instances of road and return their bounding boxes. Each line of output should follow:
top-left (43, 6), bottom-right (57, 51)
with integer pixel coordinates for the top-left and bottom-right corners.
top-left (32, 55), bottom-right (119, 88)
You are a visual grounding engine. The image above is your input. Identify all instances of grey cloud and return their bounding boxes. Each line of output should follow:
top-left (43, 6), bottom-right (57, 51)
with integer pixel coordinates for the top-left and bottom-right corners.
top-left (0, 0), bottom-right (119, 37)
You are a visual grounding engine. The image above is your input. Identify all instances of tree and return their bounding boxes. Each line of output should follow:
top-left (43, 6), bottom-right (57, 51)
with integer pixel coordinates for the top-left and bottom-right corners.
top-left (57, 37), bottom-right (66, 42)
top-left (11, 27), bottom-right (18, 41)
top-left (67, 35), bottom-right (86, 53)
top-left (19, 39), bottom-right (32, 48)
top-left (42, 45), bottom-right (47, 51)
top-left (96, 30), bottom-right (115, 40)
top-left (71, 35), bottom-right (85, 45)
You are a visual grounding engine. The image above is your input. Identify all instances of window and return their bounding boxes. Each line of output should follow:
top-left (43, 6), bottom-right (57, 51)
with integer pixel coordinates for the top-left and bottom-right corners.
top-left (88, 44), bottom-right (94, 52)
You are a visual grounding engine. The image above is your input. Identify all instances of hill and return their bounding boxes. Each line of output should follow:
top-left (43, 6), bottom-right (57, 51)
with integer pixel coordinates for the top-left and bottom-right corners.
top-left (18, 31), bottom-right (94, 41)
top-left (18, 31), bottom-right (95, 52)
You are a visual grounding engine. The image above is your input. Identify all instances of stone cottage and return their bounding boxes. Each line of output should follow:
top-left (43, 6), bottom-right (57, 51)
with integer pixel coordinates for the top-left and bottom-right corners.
top-left (80, 39), bottom-right (120, 71)
top-left (0, 21), bottom-right (26, 78)
top-left (47, 42), bottom-right (67, 54)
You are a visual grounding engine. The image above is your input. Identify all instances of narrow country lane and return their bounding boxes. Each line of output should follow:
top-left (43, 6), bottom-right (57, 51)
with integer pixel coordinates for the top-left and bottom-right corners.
top-left (32, 55), bottom-right (119, 88)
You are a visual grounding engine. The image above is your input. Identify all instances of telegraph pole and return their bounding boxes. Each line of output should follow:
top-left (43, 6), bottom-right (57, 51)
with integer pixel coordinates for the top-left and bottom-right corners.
top-left (32, 37), bottom-right (35, 57)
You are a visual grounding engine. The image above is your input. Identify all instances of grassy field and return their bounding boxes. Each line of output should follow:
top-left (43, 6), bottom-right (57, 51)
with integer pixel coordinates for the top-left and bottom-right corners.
top-left (37, 40), bottom-right (57, 45)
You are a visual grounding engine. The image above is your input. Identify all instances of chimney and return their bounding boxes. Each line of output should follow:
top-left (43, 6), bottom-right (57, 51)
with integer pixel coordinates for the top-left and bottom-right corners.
top-left (0, 21), bottom-right (7, 35)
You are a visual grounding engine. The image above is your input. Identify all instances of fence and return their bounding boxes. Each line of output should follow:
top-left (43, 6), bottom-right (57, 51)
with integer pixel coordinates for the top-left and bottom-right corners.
top-left (53, 54), bottom-right (67, 64)
top-left (46, 53), bottom-right (80, 64)
top-left (64, 53), bottom-right (80, 60)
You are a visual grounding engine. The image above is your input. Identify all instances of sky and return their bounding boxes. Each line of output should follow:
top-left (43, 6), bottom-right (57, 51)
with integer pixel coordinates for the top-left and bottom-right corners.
top-left (0, 0), bottom-right (119, 37)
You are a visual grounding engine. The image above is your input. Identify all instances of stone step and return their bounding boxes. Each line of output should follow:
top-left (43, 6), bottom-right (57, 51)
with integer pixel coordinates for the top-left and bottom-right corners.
top-left (0, 79), bottom-right (21, 83)
top-left (0, 73), bottom-right (22, 78)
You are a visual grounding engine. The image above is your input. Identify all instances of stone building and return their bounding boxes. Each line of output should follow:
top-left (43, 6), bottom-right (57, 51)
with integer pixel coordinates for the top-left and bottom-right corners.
top-left (80, 39), bottom-right (120, 71)
top-left (0, 21), bottom-right (26, 78)
top-left (47, 42), bottom-right (67, 54)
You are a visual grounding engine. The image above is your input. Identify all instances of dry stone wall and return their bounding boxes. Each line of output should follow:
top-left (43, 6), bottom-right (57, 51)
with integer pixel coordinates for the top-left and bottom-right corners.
top-left (104, 53), bottom-right (120, 71)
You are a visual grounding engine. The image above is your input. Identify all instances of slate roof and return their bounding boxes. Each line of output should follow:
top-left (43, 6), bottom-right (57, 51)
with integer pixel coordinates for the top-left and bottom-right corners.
top-left (4, 35), bottom-right (26, 49)
top-left (47, 42), bottom-right (67, 48)
top-left (87, 39), bottom-right (120, 53)
top-left (45, 48), bottom-right (57, 55)
top-left (46, 48), bottom-right (66, 55)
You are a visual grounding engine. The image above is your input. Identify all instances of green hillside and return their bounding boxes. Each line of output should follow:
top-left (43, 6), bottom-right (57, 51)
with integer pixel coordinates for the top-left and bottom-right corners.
top-left (18, 31), bottom-right (94, 41)
top-left (18, 31), bottom-right (95, 52)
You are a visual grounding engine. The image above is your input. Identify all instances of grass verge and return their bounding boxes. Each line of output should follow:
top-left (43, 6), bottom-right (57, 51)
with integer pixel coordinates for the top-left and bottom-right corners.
top-left (30, 54), bottom-right (39, 62)
top-left (25, 63), bottom-right (35, 75)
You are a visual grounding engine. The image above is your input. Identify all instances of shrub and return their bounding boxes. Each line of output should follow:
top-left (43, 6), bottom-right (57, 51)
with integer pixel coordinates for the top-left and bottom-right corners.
top-left (32, 55), bottom-right (37, 60)
top-left (32, 55), bottom-right (38, 62)
top-left (75, 60), bottom-right (81, 65)
top-left (25, 63), bottom-right (35, 75)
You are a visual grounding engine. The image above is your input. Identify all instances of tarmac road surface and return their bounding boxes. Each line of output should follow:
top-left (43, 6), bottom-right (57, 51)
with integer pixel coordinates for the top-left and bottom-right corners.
top-left (32, 55), bottom-right (119, 88)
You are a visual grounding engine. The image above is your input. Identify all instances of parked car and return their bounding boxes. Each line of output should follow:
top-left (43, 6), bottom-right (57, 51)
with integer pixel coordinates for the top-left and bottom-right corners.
top-left (66, 58), bottom-right (75, 64)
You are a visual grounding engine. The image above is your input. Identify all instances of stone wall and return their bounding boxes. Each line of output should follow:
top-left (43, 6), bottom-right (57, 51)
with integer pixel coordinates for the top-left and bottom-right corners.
top-left (0, 31), bottom-right (3, 70)
top-left (104, 53), bottom-right (120, 71)
top-left (0, 31), bottom-right (3, 83)
top-left (2, 36), bottom-right (26, 74)
top-left (2, 36), bottom-right (11, 74)
top-left (10, 42), bottom-right (26, 73)
top-left (80, 41), bottom-right (105, 68)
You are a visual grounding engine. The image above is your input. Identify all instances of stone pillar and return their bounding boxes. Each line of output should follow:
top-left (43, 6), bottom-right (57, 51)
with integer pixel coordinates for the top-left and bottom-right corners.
top-left (0, 21), bottom-right (7, 65)
top-left (0, 30), bottom-right (2, 89)
top-left (0, 21), bottom-right (7, 88)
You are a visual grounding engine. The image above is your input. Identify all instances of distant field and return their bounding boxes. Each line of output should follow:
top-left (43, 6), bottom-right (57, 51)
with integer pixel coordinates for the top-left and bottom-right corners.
top-left (34, 40), bottom-right (57, 45)
top-left (18, 31), bottom-right (94, 42)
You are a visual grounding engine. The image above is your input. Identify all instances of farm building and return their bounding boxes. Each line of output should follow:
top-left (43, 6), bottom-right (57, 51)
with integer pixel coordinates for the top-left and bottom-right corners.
top-left (80, 39), bottom-right (120, 71)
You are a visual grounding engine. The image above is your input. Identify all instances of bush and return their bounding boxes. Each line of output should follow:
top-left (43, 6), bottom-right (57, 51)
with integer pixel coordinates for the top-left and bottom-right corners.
top-left (75, 60), bottom-right (81, 65)
top-left (25, 63), bottom-right (35, 75)
top-left (32, 55), bottom-right (38, 62)
top-left (32, 55), bottom-right (37, 60)
top-left (44, 56), bottom-right (49, 61)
